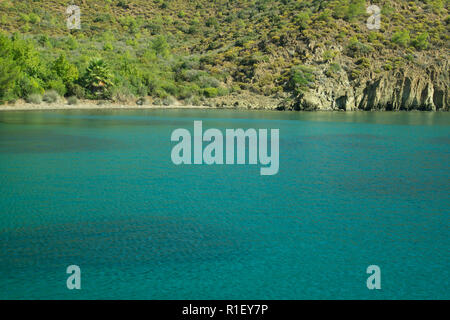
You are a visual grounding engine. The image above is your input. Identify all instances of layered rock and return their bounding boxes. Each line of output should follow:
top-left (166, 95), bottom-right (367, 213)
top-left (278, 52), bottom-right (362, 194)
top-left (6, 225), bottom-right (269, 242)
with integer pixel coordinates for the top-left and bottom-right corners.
top-left (292, 60), bottom-right (448, 111)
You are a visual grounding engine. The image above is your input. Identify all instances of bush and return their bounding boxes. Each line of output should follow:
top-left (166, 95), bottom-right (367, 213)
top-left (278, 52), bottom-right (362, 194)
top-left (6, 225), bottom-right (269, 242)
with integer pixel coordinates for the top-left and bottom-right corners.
top-left (117, 0), bottom-right (130, 9)
top-left (111, 86), bottom-right (135, 103)
top-left (332, 0), bottom-right (365, 21)
top-left (29, 13), bottom-right (40, 24)
top-left (153, 95), bottom-right (175, 105)
top-left (294, 12), bottom-right (310, 30)
top-left (205, 17), bottom-right (218, 28)
top-left (203, 87), bottom-right (219, 98)
top-left (322, 50), bottom-right (337, 62)
top-left (289, 65), bottom-right (315, 95)
top-left (47, 79), bottom-right (66, 96)
top-left (326, 63), bottom-right (341, 77)
top-left (411, 32), bottom-right (429, 50)
top-left (17, 76), bottom-right (44, 97)
top-left (198, 75), bottom-right (221, 88)
top-left (69, 84), bottom-right (86, 99)
top-left (66, 36), bottom-right (78, 50)
top-left (152, 35), bottom-right (170, 57)
top-left (136, 97), bottom-right (149, 105)
top-left (392, 30), bottom-right (410, 47)
top-left (185, 95), bottom-right (201, 106)
top-left (347, 36), bottom-right (373, 57)
top-left (103, 42), bottom-right (114, 51)
top-left (67, 96), bottom-right (78, 105)
top-left (162, 96), bottom-right (176, 105)
top-left (26, 93), bottom-right (42, 104)
top-left (43, 90), bottom-right (59, 103)
top-left (38, 35), bottom-right (52, 48)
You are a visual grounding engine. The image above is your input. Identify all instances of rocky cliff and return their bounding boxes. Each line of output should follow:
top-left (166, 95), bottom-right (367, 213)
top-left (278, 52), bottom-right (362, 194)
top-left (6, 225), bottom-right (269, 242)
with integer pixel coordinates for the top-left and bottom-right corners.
top-left (292, 63), bottom-right (449, 111)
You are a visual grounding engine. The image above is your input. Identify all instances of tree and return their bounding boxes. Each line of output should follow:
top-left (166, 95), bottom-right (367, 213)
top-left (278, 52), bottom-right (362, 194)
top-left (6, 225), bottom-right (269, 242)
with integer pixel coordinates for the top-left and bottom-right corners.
top-left (82, 59), bottom-right (113, 98)
top-left (152, 35), bottom-right (170, 58)
top-left (289, 65), bottom-right (315, 95)
top-left (0, 58), bottom-right (19, 102)
top-left (52, 54), bottom-right (79, 86)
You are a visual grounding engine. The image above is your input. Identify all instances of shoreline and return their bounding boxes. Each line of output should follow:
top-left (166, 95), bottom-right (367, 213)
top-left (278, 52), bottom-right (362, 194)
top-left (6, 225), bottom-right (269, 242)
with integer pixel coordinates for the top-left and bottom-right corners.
top-left (0, 102), bottom-right (228, 112)
top-left (0, 102), bottom-right (447, 112)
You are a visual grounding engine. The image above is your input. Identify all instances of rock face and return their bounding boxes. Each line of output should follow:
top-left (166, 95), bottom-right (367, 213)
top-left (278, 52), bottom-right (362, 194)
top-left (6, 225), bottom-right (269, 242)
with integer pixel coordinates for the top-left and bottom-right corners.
top-left (293, 60), bottom-right (449, 111)
top-left (356, 67), bottom-right (448, 111)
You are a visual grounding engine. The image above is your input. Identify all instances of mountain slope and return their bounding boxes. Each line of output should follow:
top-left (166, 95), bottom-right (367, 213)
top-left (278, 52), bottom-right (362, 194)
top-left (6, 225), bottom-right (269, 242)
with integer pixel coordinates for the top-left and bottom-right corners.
top-left (0, 0), bottom-right (448, 110)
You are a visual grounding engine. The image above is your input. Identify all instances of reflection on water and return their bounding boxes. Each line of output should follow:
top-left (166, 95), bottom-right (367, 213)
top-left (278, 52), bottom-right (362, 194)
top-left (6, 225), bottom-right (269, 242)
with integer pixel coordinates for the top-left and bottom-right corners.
top-left (1, 109), bottom-right (449, 126)
top-left (0, 131), bottom-right (127, 154)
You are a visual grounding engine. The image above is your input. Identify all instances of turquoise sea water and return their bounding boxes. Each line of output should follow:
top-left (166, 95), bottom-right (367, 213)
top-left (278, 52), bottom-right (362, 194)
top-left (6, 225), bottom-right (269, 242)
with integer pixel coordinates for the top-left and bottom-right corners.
top-left (0, 109), bottom-right (448, 299)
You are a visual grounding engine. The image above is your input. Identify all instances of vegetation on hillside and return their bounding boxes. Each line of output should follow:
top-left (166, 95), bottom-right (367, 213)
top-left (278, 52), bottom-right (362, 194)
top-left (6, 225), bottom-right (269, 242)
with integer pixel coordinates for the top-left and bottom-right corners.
top-left (0, 0), bottom-right (448, 106)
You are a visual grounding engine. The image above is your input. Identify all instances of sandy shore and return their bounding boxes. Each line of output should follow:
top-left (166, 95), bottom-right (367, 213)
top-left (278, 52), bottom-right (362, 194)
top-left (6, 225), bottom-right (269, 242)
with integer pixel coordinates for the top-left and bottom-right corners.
top-left (0, 101), bottom-right (230, 111)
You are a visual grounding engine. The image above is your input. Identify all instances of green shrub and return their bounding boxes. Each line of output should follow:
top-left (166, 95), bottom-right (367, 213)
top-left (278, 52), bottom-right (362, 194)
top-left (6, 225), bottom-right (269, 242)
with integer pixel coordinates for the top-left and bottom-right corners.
top-left (391, 30), bottom-right (410, 47)
top-left (29, 13), bottom-right (40, 24)
top-left (177, 84), bottom-right (200, 99)
top-left (151, 35), bottom-right (170, 57)
top-left (383, 63), bottom-right (393, 71)
top-left (69, 84), bottom-right (86, 99)
top-left (185, 95), bottom-right (201, 106)
top-left (162, 96), bottom-right (176, 105)
top-left (103, 42), bottom-right (114, 51)
top-left (411, 32), bottom-right (429, 50)
top-left (153, 95), bottom-right (175, 105)
top-left (38, 34), bottom-right (52, 47)
top-left (326, 63), bottom-right (341, 77)
top-left (67, 96), bottom-right (78, 105)
top-left (347, 36), bottom-right (373, 56)
top-left (52, 54), bottom-right (78, 85)
top-left (26, 93), bottom-right (42, 104)
top-left (43, 90), bottom-right (59, 103)
top-left (289, 65), bottom-right (315, 95)
top-left (294, 11), bottom-right (310, 30)
top-left (332, 0), bottom-right (365, 21)
top-left (203, 87), bottom-right (219, 97)
top-left (205, 17), bottom-right (218, 28)
top-left (356, 57), bottom-right (370, 68)
top-left (323, 50), bottom-right (337, 62)
top-left (111, 86), bottom-right (135, 103)
top-left (347, 0), bottom-right (365, 20)
top-left (117, 0), bottom-right (130, 9)
top-left (198, 75), bottom-right (221, 88)
top-left (47, 79), bottom-right (66, 96)
top-left (17, 76), bottom-right (44, 97)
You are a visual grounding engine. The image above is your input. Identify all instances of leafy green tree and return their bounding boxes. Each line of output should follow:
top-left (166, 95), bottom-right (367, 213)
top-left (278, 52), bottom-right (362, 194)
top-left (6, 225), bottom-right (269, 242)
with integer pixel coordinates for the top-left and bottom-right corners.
top-left (0, 59), bottom-right (19, 102)
top-left (289, 65), bottom-right (315, 95)
top-left (152, 35), bottom-right (170, 58)
top-left (82, 59), bottom-right (114, 98)
top-left (0, 34), bottom-right (44, 101)
top-left (52, 54), bottom-right (79, 86)
top-left (10, 34), bottom-right (41, 77)
top-left (0, 35), bottom-right (19, 102)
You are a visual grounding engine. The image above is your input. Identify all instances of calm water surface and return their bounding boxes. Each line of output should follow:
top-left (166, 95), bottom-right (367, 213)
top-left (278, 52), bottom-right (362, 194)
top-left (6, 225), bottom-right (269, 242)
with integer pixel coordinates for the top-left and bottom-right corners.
top-left (0, 109), bottom-right (448, 299)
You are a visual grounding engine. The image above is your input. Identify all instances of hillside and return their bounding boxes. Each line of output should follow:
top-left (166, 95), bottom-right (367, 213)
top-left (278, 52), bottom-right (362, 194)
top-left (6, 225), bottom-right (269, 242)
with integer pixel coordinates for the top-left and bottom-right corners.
top-left (0, 0), bottom-right (449, 110)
